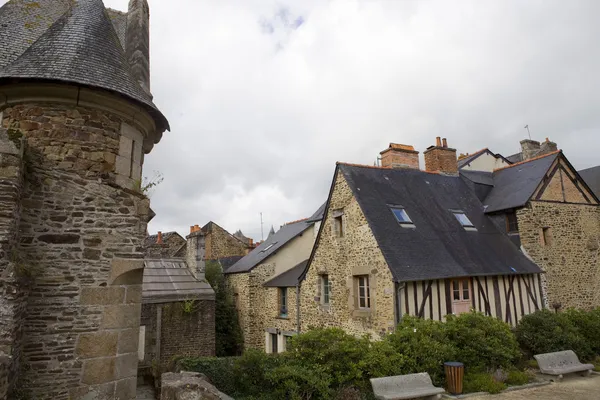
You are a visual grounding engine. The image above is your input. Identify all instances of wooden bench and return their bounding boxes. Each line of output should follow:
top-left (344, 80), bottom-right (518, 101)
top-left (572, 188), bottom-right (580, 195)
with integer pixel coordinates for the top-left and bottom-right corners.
top-left (370, 373), bottom-right (445, 400)
top-left (534, 350), bottom-right (594, 380)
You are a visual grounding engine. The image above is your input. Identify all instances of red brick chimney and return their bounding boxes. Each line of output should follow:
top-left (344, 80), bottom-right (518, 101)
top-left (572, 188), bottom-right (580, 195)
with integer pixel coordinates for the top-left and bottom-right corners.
top-left (380, 143), bottom-right (420, 169)
top-left (423, 137), bottom-right (458, 174)
top-left (156, 231), bottom-right (163, 244)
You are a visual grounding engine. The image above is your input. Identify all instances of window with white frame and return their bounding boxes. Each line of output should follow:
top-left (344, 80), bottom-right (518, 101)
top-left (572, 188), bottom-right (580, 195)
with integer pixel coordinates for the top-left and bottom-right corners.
top-left (318, 274), bottom-right (331, 305)
top-left (452, 211), bottom-right (474, 228)
top-left (355, 275), bottom-right (371, 309)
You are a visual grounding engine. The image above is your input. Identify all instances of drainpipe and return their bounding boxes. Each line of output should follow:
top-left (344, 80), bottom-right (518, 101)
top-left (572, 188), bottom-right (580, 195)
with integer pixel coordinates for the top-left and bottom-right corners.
top-left (395, 283), bottom-right (406, 327)
top-left (296, 283), bottom-right (301, 334)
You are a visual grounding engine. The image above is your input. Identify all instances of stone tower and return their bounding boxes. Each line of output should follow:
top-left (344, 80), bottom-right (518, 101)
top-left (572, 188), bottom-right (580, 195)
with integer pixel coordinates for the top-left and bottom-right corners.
top-left (0, 0), bottom-right (169, 399)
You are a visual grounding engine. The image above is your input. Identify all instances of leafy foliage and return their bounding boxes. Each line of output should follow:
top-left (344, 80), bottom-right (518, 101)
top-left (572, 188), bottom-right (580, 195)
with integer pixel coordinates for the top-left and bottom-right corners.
top-left (205, 261), bottom-right (244, 356)
top-left (515, 309), bottom-right (593, 360)
top-left (463, 372), bottom-right (506, 394)
top-left (563, 308), bottom-right (600, 355)
top-left (505, 369), bottom-right (531, 386)
top-left (176, 357), bottom-right (237, 395)
top-left (265, 364), bottom-right (332, 400)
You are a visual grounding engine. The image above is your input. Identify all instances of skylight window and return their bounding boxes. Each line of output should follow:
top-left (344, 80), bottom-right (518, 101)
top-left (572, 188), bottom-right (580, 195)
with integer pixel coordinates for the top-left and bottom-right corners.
top-left (453, 212), bottom-right (474, 227)
top-left (261, 242), bottom-right (277, 252)
top-left (390, 207), bottom-right (413, 226)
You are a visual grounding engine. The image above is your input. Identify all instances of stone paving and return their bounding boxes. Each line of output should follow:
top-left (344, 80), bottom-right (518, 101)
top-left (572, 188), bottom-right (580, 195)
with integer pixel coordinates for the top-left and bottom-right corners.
top-left (467, 375), bottom-right (600, 400)
top-left (136, 385), bottom-right (157, 400)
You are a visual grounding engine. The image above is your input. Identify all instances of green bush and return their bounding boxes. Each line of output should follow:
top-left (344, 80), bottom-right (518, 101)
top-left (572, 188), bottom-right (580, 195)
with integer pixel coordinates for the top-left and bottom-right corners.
top-left (515, 309), bottom-right (593, 360)
top-left (386, 316), bottom-right (456, 385)
top-left (505, 369), bottom-right (530, 386)
top-left (463, 372), bottom-right (506, 394)
top-left (176, 357), bottom-right (237, 395)
top-left (265, 364), bottom-right (331, 400)
top-left (563, 308), bottom-right (600, 355)
top-left (233, 349), bottom-right (283, 398)
top-left (445, 311), bottom-right (521, 371)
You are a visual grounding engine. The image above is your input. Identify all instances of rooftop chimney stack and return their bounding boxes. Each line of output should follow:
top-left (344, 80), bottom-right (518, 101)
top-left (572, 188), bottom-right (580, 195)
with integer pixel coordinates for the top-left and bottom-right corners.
top-left (520, 139), bottom-right (541, 161)
top-left (186, 227), bottom-right (206, 280)
top-left (379, 143), bottom-right (420, 169)
top-left (156, 231), bottom-right (163, 244)
top-left (423, 137), bottom-right (458, 174)
top-left (540, 137), bottom-right (558, 155)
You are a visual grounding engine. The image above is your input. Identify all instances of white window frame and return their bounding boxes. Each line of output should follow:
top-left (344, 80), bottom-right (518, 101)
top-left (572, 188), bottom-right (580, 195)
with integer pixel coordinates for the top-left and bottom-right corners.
top-left (356, 275), bottom-right (371, 309)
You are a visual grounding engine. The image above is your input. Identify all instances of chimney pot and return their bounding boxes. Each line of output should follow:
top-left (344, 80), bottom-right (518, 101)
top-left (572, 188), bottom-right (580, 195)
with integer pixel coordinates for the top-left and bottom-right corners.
top-left (442, 138), bottom-right (448, 148)
top-left (194, 224), bottom-right (200, 232)
top-left (190, 225), bottom-right (194, 234)
top-left (436, 137), bottom-right (442, 147)
top-left (156, 231), bottom-right (163, 244)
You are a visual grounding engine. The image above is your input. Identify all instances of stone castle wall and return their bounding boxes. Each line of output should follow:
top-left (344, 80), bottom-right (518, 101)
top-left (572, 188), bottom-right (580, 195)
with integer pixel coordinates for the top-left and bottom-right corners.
top-left (0, 102), bottom-right (152, 399)
top-left (300, 171), bottom-right (396, 339)
top-left (205, 224), bottom-right (248, 261)
top-left (518, 201), bottom-right (600, 310)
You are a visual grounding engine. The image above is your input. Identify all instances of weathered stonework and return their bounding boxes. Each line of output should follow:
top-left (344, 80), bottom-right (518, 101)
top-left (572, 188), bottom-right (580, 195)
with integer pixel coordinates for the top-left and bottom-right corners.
top-left (203, 222), bottom-right (250, 260)
top-left (300, 171), bottom-right (396, 339)
top-left (518, 201), bottom-right (600, 310)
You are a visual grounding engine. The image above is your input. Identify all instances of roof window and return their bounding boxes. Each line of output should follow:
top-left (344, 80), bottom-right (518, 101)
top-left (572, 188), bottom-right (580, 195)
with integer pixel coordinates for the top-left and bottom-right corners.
top-left (261, 242), bottom-right (277, 252)
top-left (452, 211), bottom-right (475, 228)
top-left (390, 207), bottom-right (415, 228)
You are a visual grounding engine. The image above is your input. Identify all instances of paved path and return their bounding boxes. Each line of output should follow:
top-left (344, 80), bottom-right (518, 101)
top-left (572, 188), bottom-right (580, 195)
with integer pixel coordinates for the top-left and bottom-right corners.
top-left (468, 375), bottom-right (600, 400)
top-left (136, 384), bottom-right (157, 400)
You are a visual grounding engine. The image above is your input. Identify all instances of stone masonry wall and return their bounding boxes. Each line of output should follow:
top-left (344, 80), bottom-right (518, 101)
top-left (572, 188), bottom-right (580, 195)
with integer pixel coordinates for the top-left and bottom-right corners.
top-left (300, 171), bottom-right (396, 339)
top-left (1, 103), bottom-right (151, 399)
top-left (518, 201), bottom-right (600, 310)
top-left (205, 223), bottom-right (248, 261)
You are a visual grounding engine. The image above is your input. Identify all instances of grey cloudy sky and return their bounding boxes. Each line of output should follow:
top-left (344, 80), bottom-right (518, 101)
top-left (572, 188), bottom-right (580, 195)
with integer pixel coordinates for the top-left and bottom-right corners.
top-left (6, 0), bottom-right (600, 240)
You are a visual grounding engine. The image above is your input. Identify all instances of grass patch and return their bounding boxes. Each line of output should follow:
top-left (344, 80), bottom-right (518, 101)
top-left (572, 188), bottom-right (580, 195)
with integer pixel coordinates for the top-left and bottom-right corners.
top-left (463, 372), bottom-right (506, 394)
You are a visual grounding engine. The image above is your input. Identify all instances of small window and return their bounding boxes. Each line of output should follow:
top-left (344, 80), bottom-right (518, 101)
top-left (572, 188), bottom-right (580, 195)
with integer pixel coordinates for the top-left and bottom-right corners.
top-left (391, 207), bottom-right (412, 224)
top-left (452, 279), bottom-right (470, 301)
top-left (271, 333), bottom-right (278, 353)
top-left (506, 212), bottom-right (519, 233)
top-left (453, 212), bottom-right (474, 227)
top-left (278, 288), bottom-right (288, 317)
top-left (261, 242), bottom-right (277, 252)
top-left (541, 227), bottom-right (552, 246)
top-left (356, 275), bottom-right (371, 309)
top-left (318, 274), bottom-right (331, 305)
top-left (333, 215), bottom-right (344, 237)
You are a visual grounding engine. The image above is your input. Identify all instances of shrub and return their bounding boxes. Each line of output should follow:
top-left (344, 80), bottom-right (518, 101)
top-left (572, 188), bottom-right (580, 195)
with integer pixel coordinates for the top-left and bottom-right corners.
top-left (505, 370), bottom-right (530, 386)
top-left (386, 316), bottom-right (456, 385)
top-left (361, 340), bottom-right (407, 382)
top-left (288, 328), bottom-right (371, 388)
top-left (563, 308), bottom-right (600, 355)
top-left (265, 364), bottom-right (331, 400)
top-left (515, 309), bottom-right (593, 360)
top-left (176, 357), bottom-right (237, 395)
top-left (445, 311), bottom-right (521, 371)
top-left (233, 349), bottom-right (283, 397)
top-left (463, 372), bottom-right (506, 394)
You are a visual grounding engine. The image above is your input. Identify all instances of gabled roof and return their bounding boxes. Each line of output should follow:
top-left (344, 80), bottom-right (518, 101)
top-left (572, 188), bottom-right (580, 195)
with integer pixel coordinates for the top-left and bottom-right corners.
top-left (143, 259), bottom-right (214, 303)
top-left (326, 163), bottom-right (542, 282)
top-left (144, 231), bottom-right (184, 248)
top-left (458, 148), bottom-right (512, 169)
top-left (578, 166), bottom-right (600, 199)
top-left (0, 0), bottom-right (168, 132)
top-left (202, 221), bottom-right (251, 247)
top-left (215, 256), bottom-right (244, 272)
top-left (225, 204), bottom-right (324, 274)
top-left (506, 152), bottom-right (523, 164)
top-left (482, 151), bottom-right (560, 213)
top-left (263, 259), bottom-right (307, 287)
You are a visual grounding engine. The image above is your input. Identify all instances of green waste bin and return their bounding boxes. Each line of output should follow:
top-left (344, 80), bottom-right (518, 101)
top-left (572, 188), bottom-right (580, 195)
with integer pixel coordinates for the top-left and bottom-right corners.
top-left (444, 361), bottom-right (464, 395)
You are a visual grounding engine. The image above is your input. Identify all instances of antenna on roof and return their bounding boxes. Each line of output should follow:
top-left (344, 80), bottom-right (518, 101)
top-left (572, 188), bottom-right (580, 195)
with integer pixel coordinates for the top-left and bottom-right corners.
top-left (524, 124), bottom-right (531, 140)
top-left (260, 212), bottom-right (264, 241)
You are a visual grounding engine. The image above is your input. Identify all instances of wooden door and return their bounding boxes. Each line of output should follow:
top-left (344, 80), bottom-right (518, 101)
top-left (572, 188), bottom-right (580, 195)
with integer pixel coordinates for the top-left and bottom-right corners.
top-left (452, 279), bottom-right (471, 315)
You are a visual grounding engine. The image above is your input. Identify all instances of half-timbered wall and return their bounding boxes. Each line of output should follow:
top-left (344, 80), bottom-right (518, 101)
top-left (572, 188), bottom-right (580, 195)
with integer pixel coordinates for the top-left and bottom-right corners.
top-left (402, 274), bottom-right (544, 326)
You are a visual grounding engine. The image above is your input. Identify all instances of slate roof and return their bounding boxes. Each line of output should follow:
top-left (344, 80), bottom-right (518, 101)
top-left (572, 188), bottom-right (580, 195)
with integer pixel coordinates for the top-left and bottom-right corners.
top-left (0, 0), bottom-right (169, 132)
top-left (144, 231), bottom-right (184, 248)
top-left (225, 204), bottom-right (324, 274)
top-left (215, 256), bottom-right (244, 272)
top-left (578, 166), bottom-right (600, 199)
top-left (263, 260), bottom-right (307, 287)
top-left (482, 152), bottom-right (559, 213)
top-left (337, 164), bottom-right (542, 282)
top-left (506, 152), bottom-right (523, 164)
top-left (143, 259), bottom-right (214, 303)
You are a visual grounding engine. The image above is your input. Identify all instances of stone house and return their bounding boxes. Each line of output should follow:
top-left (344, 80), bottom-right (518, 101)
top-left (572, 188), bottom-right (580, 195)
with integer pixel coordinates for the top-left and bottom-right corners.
top-left (459, 138), bottom-right (600, 311)
top-left (299, 139), bottom-right (547, 339)
top-left (144, 231), bottom-right (187, 258)
top-left (0, 0), bottom-right (169, 398)
top-left (225, 206), bottom-right (324, 352)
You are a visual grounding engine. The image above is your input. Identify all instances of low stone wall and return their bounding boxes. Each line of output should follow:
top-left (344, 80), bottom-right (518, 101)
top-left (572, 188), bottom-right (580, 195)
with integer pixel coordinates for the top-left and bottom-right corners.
top-left (161, 371), bottom-right (232, 400)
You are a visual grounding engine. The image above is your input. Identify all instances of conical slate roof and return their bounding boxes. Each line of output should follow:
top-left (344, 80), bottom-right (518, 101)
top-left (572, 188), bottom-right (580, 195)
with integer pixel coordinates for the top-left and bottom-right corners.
top-left (0, 0), bottom-right (169, 132)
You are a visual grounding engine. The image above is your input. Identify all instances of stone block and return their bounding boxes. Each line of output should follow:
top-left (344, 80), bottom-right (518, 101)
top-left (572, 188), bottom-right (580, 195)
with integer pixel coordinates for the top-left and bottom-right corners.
top-left (125, 285), bottom-right (142, 304)
top-left (69, 383), bottom-right (115, 400)
top-left (76, 331), bottom-right (119, 358)
top-left (115, 377), bottom-right (137, 399)
top-left (161, 372), bottom-right (234, 400)
top-left (81, 287), bottom-right (125, 305)
top-left (116, 353), bottom-right (138, 379)
top-left (82, 357), bottom-right (116, 385)
top-left (130, 162), bottom-right (142, 182)
top-left (132, 141), bottom-right (143, 165)
top-left (102, 304), bottom-right (141, 329)
top-left (115, 155), bottom-right (131, 177)
top-left (118, 328), bottom-right (139, 354)
top-left (109, 258), bottom-right (144, 285)
top-left (121, 122), bottom-right (144, 142)
top-left (119, 136), bottom-right (133, 158)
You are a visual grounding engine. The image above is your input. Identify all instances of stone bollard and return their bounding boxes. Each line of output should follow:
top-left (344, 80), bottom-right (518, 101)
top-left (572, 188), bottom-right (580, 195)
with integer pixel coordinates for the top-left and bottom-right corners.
top-left (161, 371), bottom-right (234, 400)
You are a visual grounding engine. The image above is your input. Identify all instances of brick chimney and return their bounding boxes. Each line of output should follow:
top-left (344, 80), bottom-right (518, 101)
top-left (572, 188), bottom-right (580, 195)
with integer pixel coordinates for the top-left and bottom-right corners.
top-left (126, 0), bottom-right (151, 95)
top-left (186, 225), bottom-right (206, 280)
top-left (423, 137), bottom-right (458, 174)
top-left (380, 143), bottom-right (420, 169)
top-left (156, 231), bottom-right (163, 244)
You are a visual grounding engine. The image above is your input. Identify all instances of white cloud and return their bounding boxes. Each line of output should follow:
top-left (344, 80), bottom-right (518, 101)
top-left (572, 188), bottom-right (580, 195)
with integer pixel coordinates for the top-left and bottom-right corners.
top-left (4, 0), bottom-right (600, 239)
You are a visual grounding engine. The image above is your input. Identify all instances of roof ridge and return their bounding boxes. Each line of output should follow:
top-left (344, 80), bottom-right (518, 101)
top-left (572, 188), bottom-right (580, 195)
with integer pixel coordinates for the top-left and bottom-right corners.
top-left (493, 150), bottom-right (561, 172)
top-left (284, 217), bottom-right (310, 225)
top-left (459, 147), bottom-right (488, 161)
top-left (337, 162), bottom-right (391, 170)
